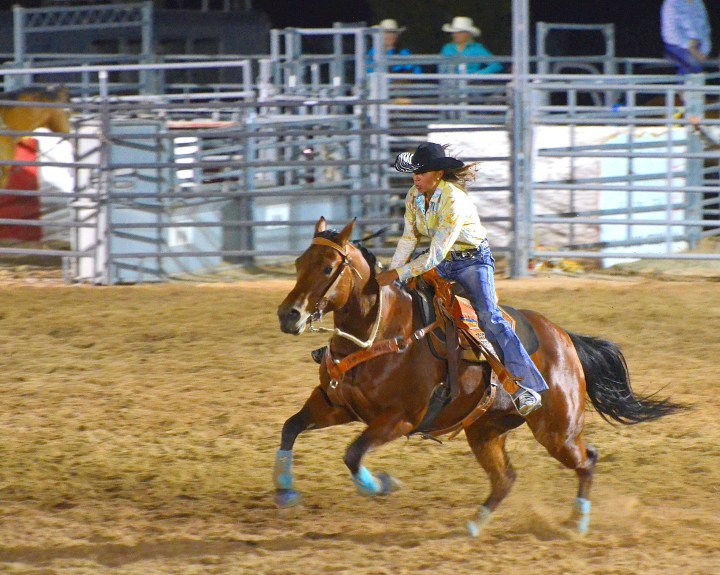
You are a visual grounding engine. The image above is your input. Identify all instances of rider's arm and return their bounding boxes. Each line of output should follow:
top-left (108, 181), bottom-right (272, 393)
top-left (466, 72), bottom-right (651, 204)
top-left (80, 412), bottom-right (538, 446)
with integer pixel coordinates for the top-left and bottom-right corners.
top-left (389, 188), bottom-right (419, 271)
top-left (394, 188), bottom-right (465, 281)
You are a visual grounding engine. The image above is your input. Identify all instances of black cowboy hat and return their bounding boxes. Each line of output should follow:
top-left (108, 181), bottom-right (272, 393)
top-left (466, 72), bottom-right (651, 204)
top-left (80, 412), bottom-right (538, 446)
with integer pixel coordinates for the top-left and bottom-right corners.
top-left (394, 142), bottom-right (464, 173)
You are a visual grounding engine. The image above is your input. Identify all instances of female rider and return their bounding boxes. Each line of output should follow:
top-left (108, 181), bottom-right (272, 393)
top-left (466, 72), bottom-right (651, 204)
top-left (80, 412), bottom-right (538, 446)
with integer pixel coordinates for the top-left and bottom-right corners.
top-left (375, 142), bottom-right (547, 416)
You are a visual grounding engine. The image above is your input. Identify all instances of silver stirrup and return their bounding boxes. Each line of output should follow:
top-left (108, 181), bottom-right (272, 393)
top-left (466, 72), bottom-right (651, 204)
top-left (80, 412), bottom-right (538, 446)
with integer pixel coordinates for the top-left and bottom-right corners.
top-left (513, 386), bottom-right (542, 417)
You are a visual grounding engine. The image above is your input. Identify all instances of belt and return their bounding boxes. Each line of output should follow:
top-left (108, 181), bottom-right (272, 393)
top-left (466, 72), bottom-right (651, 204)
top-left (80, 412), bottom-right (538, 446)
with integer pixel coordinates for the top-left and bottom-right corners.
top-left (447, 238), bottom-right (489, 261)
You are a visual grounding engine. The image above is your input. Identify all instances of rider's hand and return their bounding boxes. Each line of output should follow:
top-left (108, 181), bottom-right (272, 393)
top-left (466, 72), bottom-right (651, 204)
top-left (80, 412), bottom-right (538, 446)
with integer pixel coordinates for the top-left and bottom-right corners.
top-left (376, 269), bottom-right (399, 286)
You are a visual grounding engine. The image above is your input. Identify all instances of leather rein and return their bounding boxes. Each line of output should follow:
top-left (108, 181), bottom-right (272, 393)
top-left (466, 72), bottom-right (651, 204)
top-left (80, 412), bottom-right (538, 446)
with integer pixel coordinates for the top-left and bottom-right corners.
top-left (307, 236), bottom-right (441, 389)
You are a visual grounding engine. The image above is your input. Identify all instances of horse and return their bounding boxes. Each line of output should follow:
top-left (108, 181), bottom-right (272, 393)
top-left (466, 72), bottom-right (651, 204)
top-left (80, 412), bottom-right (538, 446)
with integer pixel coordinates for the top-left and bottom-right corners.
top-left (0, 86), bottom-right (71, 189)
top-left (275, 217), bottom-right (683, 536)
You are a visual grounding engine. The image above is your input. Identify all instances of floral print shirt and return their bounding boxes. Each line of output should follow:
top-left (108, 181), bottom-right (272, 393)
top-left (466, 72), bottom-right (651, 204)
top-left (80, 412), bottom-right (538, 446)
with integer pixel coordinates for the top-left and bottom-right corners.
top-left (390, 180), bottom-right (487, 281)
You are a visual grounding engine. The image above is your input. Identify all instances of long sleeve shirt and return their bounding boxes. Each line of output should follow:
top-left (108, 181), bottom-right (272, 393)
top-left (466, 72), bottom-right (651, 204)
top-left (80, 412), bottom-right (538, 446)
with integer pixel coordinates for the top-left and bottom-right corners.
top-left (390, 180), bottom-right (487, 281)
top-left (661, 0), bottom-right (711, 55)
top-left (440, 42), bottom-right (503, 74)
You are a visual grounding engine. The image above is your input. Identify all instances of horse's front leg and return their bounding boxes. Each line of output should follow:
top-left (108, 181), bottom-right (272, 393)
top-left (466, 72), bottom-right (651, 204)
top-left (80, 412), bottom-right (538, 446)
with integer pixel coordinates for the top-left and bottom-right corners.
top-left (344, 408), bottom-right (412, 496)
top-left (274, 386), bottom-right (355, 508)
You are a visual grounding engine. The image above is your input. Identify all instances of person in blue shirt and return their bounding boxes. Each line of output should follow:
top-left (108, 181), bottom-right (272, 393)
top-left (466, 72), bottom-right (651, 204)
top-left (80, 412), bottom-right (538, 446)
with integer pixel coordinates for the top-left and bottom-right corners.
top-left (440, 16), bottom-right (503, 75)
top-left (661, 0), bottom-right (711, 75)
top-left (367, 19), bottom-right (421, 74)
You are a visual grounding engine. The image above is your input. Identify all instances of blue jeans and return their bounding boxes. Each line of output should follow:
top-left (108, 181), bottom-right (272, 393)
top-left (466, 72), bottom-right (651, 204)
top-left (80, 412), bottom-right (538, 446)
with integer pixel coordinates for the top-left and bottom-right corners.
top-left (664, 43), bottom-right (704, 75)
top-left (435, 244), bottom-right (548, 393)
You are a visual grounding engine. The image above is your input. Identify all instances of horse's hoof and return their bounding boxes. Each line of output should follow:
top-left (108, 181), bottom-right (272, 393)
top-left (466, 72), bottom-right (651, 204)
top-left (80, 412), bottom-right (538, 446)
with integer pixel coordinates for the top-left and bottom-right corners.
top-left (376, 472), bottom-right (402, 495)
top-left (274, 489), bottom-right (302, 509)
top-left (466, 505), bottom-right (492, 537)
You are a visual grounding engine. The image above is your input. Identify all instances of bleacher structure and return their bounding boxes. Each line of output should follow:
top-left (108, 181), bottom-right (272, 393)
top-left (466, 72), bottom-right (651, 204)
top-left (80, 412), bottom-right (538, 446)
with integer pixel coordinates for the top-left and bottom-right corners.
top-left (0, 1), bottom-right (717, 283)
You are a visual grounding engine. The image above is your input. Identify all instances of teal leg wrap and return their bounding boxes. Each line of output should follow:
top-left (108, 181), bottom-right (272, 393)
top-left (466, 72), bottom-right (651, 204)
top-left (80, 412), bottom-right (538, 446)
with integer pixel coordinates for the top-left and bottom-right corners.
top-left (273, 449), bottom-right (301, 508)
top-left (574, 497), bottom-right (591, 534)
top-left (352, 465), bottom-right (381, 495)
top-left (273, 449), bottom-right (294, 490)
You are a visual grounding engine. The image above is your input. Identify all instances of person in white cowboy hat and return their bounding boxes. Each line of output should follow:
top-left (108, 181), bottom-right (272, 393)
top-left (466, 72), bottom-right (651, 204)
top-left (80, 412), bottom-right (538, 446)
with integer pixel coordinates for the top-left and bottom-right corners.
top-left (440, 16), bottom-right (503, 74)
top-left (367, 18), bottom-right (421, 74)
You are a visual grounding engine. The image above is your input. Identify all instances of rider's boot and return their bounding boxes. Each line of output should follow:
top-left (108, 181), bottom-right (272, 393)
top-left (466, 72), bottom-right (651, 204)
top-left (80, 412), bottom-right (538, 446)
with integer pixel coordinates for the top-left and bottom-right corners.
top-left (512, 385), bottom-right (544, 416)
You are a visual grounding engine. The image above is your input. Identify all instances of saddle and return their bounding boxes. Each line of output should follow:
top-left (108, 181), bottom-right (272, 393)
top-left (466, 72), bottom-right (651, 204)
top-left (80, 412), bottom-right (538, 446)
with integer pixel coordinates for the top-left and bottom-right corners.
top-left (408, 269), bottom-right (538, 402)
top-left (318, 269), bottom-right (540, 440)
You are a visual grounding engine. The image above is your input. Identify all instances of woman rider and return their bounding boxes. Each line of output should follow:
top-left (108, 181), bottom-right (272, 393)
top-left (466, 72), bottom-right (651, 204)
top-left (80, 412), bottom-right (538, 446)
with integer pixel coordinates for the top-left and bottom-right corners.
top-left (375, 142), bottom-right (547, 416)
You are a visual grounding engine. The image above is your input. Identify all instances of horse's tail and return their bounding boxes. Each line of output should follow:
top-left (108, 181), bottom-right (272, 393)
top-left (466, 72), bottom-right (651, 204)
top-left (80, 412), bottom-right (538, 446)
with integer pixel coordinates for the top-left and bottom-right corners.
top-left (568, 332), bottom-right (686, 425)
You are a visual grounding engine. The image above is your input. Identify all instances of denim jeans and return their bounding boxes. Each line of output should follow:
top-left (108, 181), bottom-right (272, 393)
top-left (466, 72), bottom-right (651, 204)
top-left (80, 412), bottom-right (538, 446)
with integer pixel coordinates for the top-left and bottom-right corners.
top-left (664, 43), bottom-right (704, 75)
top-left (435, 244), bottom-right (548, 393)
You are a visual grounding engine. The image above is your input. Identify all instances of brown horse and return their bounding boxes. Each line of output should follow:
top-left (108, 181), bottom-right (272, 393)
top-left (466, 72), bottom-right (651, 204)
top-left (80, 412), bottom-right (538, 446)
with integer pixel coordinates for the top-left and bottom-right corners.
top-left (275, 217), bottom-right (682, 535)
top-left (0, 86), bottom-right (71, 188)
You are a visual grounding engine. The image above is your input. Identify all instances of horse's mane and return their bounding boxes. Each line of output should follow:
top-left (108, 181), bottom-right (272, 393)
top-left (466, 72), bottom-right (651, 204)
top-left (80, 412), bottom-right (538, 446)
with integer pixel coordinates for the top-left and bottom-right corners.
top-left (314, 229), bottom-right (378, 275)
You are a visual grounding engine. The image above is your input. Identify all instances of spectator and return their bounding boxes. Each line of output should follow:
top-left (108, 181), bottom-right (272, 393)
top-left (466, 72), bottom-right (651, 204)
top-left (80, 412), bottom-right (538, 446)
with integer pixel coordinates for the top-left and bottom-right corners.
top-left (367, 19), bottom-right (421, 74)
top-left (661, 0), bottom-right (711, 75)
top-left (440, 16), bottom-right (503, 75)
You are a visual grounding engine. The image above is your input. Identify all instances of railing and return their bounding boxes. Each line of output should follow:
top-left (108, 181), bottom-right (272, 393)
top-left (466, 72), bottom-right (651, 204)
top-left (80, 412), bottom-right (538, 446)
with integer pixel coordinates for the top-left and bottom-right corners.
top-left (0, 47), bottom-right (717, 282)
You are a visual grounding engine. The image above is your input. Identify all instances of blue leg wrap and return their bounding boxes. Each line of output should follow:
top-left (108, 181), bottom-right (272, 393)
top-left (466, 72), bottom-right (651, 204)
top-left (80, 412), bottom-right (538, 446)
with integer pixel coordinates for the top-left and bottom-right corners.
top-left (273, 449), bottom-right (294, 490)
top-left (574, 497), bottom-right (591, 534)
top-left (352, 465), bottom-right (381, 496)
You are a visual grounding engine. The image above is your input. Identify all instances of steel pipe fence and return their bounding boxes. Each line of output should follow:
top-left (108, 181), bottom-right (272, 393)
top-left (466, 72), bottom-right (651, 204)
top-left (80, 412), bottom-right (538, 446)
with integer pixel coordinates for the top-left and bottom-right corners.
top-left (525, 74), bottom-right (719, 269)
top-left (0, 39), bottom-right (717, 281)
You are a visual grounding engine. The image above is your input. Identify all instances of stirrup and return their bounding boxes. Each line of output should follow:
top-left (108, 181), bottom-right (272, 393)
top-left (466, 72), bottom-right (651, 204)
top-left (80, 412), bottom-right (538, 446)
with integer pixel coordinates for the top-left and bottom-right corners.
top-left (311, 346), bottom-right (326, 364)
top-left (512, 386), bottom-right (542, 417)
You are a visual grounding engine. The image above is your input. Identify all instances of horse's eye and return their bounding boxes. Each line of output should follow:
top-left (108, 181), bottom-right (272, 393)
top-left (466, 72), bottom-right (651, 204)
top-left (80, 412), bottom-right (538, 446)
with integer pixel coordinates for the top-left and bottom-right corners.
top-left (323, 265), bottom-right (333, 275)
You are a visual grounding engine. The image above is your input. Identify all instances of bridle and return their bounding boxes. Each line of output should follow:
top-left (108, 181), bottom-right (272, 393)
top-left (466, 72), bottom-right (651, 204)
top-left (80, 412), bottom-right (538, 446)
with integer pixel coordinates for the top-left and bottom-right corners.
top-left (307, 236), bottom-right (383, 349)
top-left (306, 234), bottom-right (443, 396)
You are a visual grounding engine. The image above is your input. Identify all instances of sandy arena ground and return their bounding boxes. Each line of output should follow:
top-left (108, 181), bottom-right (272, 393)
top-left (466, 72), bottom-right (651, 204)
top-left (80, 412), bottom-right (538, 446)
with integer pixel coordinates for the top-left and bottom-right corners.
top-left (0, 274), bottom-right (718, 574)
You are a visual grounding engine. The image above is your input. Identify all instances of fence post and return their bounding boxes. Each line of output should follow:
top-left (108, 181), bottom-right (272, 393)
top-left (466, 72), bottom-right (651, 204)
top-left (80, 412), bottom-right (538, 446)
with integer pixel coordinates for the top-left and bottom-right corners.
top-left (239, 111), bottom-right (257, 265)
top-left (99, 69), bottom-right (112, 284)
top-left (685, 74), bottom-right (704, 249)
top-left (11, 6), bottom-right (28, 90)
top-left (511, 0), bottom-right (532, 277)
top-left (140, 1), bottom-right (155, 94)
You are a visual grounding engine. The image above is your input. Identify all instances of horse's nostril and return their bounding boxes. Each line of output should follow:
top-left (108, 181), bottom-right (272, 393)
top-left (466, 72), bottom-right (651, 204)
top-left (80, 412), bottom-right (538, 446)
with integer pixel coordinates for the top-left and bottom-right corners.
top-left (278, 306), bottom-right (301, 324)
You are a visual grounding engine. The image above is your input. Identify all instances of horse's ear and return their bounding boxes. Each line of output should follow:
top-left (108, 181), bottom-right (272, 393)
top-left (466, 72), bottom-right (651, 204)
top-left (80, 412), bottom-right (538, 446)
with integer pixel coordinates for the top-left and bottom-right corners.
top-left (337, 218), bottom-right (356, 246)
top-left (314, 217), bottom-right (327, 235)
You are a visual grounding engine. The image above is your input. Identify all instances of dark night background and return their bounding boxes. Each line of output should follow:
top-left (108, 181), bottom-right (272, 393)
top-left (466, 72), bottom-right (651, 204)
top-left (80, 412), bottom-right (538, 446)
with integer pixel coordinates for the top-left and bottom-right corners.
top-left (0, 1), bottom-right (717, 60)
top-left (251, 0), bottom-right (719, 60)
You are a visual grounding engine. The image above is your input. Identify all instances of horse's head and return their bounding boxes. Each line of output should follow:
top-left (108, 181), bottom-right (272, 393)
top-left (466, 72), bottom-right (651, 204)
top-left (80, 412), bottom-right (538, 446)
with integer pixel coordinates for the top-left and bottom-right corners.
top-left (278, 217), bottom-right (373, 335)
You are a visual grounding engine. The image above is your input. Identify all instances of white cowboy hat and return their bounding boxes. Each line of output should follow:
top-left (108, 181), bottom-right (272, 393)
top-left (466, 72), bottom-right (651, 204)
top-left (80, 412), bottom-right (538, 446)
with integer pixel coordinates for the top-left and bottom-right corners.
top-left (442, 16), bottom-right (481, 37)
top-left (374, 19), bottom-right (406, 33)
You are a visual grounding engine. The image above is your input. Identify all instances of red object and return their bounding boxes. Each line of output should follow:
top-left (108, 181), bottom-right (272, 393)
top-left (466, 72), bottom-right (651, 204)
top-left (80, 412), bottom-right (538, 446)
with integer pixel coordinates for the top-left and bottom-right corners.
top-left (0, 138), bottom-right (41, 241)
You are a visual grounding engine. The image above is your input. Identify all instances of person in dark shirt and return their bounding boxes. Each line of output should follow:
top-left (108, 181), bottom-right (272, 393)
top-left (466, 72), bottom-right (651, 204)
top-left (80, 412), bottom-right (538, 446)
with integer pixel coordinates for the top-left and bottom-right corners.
top-left (367, 19), bottom-right (421, 74)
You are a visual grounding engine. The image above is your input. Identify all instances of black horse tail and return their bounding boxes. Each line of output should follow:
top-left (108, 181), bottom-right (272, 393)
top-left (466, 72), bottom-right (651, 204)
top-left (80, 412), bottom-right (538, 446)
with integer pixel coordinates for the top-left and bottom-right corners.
top-left (568, 332), bottom-right (685, 425)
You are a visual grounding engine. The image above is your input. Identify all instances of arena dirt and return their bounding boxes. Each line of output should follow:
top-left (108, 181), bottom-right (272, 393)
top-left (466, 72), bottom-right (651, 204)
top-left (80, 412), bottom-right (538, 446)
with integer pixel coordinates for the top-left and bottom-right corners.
top-left (0, 276), bottom-right (718, 574)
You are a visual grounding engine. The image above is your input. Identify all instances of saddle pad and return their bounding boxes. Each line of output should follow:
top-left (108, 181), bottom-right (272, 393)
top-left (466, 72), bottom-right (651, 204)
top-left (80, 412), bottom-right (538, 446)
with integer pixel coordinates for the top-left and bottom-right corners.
top-left (451, 295), bottom-right (515, 333)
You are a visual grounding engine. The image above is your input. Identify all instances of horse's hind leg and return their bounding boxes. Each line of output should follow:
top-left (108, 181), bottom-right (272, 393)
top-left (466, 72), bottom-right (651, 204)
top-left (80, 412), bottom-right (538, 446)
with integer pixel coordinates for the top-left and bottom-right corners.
top-left (274, 386), bottom-right (355, 508)
top-left (569, 442), bottom-right (598, 534)
top-left (343, 409), bottom-right (411, 496)
top-left (530, 423), bottom-right (598, 534)
top-left (464, 423), bottom-right (516, 536)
